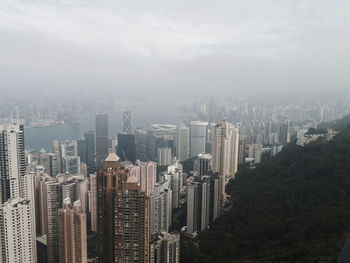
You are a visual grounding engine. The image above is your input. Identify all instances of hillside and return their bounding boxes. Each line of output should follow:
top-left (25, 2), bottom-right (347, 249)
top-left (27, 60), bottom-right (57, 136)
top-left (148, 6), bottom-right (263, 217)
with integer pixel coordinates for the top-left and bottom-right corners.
top-left (182, 116), bottom-right (350, 263)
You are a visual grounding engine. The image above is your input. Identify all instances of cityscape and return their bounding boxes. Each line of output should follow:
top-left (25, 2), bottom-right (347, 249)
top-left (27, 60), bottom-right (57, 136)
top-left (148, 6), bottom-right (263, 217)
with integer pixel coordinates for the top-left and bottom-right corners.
top-left (0, 93), bottom-right (349, 262)
top-left (1, 0), bottom-right (350, 262)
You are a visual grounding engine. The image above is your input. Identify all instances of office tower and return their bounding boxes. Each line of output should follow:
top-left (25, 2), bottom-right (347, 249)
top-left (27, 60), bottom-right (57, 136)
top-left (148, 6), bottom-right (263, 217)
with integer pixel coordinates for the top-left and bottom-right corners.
top-left (84, 130), bottom-right (96, 174)
top-left (79, 179), bottom-right (90, 223)
top-left (157, 147), bottom-right (172, 166)
top-left (135, 129), bottom-right (148, 161)
top-left (0, 123), bottom-right (25, 203)
top-left (58, 199), bottom-right (87, 263)
top-left (150, 181), bottom-right (172, 234)
top-left (0, 198), bottom-right (37, 263)
top-left (122, 110), bottom-right (132, 134)
top-left (238, 134), bottom-right (246, 165)
top-left (150, 232), bottom-right (180, 263)
top-left (186, 182), bottom-right (201, 234)
top-left (130, 161), bottom-right (157, 196)
top-left (95, 113), bottom-right (109, 168)
top-left (175, 125), bottom-right (189, 161)
top-left (89, 174), bottom-right (97, 232)
top-left (61, 140), bottom-right (81, 175)
top-left (190, 121), bottom-right (208, 157)
top-left (49, 154), bottom-right (58, 178)
top-left (212, 121), bottom-right (239, 204)
top-left (53, 140), bottom-right (62, 174)
top-left (117, 133), bottom-right (136, 163)
top-left (97, 153), bottom-right (150, 262)
top-left (194, 153), bottom-right (212, 177)
top-left (200, 176), bottom-right (211, 231)
top-left (165, 160), bottom-right (183, 209)
top-left (147, 130), bottom-right (157, 161)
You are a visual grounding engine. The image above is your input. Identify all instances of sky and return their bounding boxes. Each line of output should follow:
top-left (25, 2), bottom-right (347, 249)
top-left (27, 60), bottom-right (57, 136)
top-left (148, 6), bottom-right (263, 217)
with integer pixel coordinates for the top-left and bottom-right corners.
top-left (0, 0), bottom-right (349, 98)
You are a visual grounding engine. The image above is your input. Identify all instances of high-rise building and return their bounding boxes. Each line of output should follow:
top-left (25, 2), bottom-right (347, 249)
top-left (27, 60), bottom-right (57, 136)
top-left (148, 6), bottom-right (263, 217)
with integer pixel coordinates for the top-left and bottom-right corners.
top-left (53, 140), bottom-right (62, 174)
top-left (0, 123), bottom-right (37, 262)
top-left (97, 153), bottom-right (150, 262)
top-left (122, 110), bottom-right (132, 134)
top-left (150, 181), bottom-right (172, 234)
top-left (0, 123), bottom-right (25, 203)
top-left (95, 113), bottom-right (109, 168)
top-left (278, 121), bottom-right (290, 146)
top-left (34, 172), bottom-right (51, 236)
top-left (0, 198), bottom-right (37, 263)
top-left (135, 129), bottom-right (148, 161)
top-left (190, 121), bottom-right (208, 157)
top-left (130, 160), bottom-right (157, 196)
top-left (157, 147), bottom-right (172, 166)
top-left (175, 125), bottom-right (189, 161)
top-left (117, 133), bottom-right (136, 163)
top-left (150, 232), bottom-right (180, 263)
top-left (60, 140), bottom-right (81, 175)
top-left (186, 182), bottom-right (201, 234)
top-left (165, 160), bottom-right (183, 209)
top-left (58, 199), bottom-right (87, 263)
top-left (194, 153), bottom-right (212, 177)
top-left (89, 174), bottom-right (97, 232)
top-left (212, 121), bottom-right (239, 204)
top-left (44, 176), bottom-right (82, 263)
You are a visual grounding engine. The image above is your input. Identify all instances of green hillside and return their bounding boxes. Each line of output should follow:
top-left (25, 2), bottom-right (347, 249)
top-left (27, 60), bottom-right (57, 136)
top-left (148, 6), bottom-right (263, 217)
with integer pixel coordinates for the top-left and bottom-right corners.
top-left (182, 116), bottom-right (350, 263)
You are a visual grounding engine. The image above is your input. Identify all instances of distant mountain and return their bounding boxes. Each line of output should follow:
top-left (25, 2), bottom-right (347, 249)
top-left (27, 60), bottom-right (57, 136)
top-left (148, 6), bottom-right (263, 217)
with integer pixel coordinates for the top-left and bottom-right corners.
top-left (182, 116), bottom-right (350, 263)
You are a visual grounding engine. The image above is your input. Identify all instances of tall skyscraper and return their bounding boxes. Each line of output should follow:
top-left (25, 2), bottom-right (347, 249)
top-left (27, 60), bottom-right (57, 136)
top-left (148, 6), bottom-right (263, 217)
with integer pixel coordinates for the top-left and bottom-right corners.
top-left (150, 180), bottom-right (172, 234)
top-left (190, 121), bottom-right (208, 157)
top-left (117, 133), bottom-right (136, 163)
top-left (186, 182), bottom-right (201, 234)
top-left (84, 130), bottom-right (96, 174)
top-left (0, 123), bottom-right (25, 203)
top-left (95, 113), bottom-right (109, 169)
top-left (53, 140), bottom-right (62, 174)
top-left (58, 199), bottom-right (87, 263)
top-left (97, 153), bottom-right (150, 262)
top-left (135, 129), bottom-right (148, 161)
top-left (212, 121), bottom-right (239, 204)
top-left (0, 123), bottom-right (37, 262)
top-left (165, 160), bottom-right (183, 209)
top-left (122, 110), bottom-right (132, 134)
top-left (175, 125), bottom-right (189, 161)
top-left (0, 198), bottom-right (37, 263)
top-left (89, 174), bottom-right (97, 232)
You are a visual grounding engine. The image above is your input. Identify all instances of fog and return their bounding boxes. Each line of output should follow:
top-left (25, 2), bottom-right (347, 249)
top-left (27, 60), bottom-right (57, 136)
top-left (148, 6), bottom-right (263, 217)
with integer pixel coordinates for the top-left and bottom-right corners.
top-left (0, 0), bottom-right (349, 100)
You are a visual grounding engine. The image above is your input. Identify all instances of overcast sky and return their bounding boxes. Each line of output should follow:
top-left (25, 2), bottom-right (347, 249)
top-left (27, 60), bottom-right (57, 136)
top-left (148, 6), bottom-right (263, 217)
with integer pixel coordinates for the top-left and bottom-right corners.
top-left (0, 0), bottom-right (349, 97)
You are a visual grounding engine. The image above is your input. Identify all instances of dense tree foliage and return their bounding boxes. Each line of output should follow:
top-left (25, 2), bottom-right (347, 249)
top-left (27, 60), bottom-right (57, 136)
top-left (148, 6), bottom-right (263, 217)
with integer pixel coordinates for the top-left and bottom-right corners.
top-left (182, 117), bottom-right (350, 263)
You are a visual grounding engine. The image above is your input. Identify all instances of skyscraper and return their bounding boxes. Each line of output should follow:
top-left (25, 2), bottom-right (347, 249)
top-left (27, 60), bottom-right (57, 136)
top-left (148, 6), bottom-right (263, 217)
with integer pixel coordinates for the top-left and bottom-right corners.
top-left (0, 123), bottom-right (25, 203)
top-left (122, 110), bottom-right (132, 134)
top-left (212, 121), bottom-right (239, 204)
top-left (190, 121), bottom-right (208, 157)
top-left (89, 174), bottom-right (97, 232)
top-left (165, 160), bottom-right (183, 209)
top-left (84, 130), bottom-right (96, 174)
top-left (135, 129), bottom-right (148, 161)
top-left (194, 153), bottom-right (212, 177)
top-left (130, 160), bottom-right (157, 196)
top-left (97, 153), bottom-right (150, 262)
top-left (117, 133), bottom-right (136, 163)
top-left (186, 182), bottom-right (201, 234)
top-left (157, 147), bottom-right (172, 166)
top-left (150, 180), bottom-right (172, 234)
top-left (0, 198), bottom-right (37, 263)
top-left (95, 113), bottom-right (109, 169)
top-left (175, 125), bottom-right (189, 161)
top-left (58, 199), bottom-right (87, 263)
top-left (60, 140), bottom-right (81, 175)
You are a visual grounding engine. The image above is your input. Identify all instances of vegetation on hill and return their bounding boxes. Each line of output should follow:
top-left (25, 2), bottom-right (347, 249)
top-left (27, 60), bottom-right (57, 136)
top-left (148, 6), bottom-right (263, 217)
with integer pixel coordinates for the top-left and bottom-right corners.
top-left (181, 116), bottom-right (350, 263)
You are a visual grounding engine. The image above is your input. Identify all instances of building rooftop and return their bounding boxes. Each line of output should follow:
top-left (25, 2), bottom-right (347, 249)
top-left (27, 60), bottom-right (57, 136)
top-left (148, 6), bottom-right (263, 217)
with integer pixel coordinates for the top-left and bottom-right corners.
top-left (105, 152), bottom-right (120, 162)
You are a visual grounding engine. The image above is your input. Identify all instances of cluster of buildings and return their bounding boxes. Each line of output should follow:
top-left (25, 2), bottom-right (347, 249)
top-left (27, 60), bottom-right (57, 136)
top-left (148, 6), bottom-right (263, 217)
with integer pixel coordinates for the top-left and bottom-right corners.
top-left (0, 95), bottom-right (347, 263)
